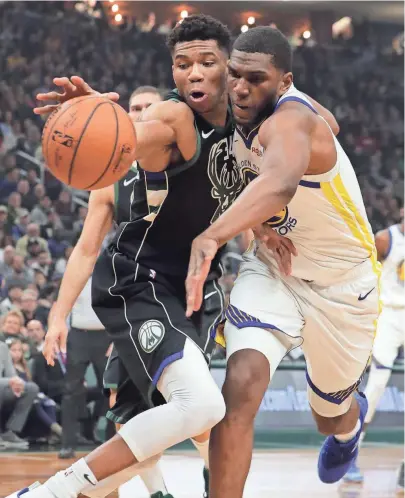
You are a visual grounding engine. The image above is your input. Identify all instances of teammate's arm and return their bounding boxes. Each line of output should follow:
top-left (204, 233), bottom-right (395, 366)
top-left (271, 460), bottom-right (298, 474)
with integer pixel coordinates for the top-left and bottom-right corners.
top-left (44, 187), bottom-right (114, 365)
top-left (303, 94), bottom-right (340, 136)
top-left (185, 103), bottom-right (315, 315)
top-left (374, 229), bottom-right (390, 262)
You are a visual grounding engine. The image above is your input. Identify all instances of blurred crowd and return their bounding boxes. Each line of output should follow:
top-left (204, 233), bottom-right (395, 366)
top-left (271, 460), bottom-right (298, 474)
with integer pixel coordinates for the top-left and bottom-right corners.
top-left (0, 1), bottom-right (403, 447)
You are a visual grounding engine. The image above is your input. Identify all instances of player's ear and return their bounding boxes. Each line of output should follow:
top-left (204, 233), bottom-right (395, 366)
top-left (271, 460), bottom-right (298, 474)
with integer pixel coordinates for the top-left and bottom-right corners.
top-left (279, 72), bottom-right (293, 94)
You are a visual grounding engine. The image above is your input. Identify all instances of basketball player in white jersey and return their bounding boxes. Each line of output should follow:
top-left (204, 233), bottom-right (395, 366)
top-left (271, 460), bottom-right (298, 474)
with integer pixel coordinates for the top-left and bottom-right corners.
top-left (345, 209), bottom-right (404, 486)
top-left (186, 27), bottom-right (381, 496)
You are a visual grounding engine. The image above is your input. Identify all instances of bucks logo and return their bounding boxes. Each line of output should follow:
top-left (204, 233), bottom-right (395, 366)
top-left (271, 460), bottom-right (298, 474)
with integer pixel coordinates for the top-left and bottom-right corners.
top-left (138, 320), bottom-right (165, 353)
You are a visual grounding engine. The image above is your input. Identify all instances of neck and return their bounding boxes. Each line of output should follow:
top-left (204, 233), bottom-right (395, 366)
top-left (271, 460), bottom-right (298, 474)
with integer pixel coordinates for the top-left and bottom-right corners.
top-left (200, 93), bottom-right (228, 128)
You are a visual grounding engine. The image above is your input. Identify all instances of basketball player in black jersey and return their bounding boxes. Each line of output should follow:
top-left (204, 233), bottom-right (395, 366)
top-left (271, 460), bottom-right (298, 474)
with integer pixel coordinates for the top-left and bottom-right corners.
top-left (15, 15), bottom-right (246, 498)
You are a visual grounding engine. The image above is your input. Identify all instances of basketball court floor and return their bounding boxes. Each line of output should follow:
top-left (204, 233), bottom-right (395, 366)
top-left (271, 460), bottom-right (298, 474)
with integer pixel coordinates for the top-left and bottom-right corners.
top-left (0, 446), bottom-right (403, 498)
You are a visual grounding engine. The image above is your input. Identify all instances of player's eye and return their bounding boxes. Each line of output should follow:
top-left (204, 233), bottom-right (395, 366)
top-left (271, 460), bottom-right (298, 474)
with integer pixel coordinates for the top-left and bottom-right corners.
top-left (177, 63), bottom-right (188, 70)
top-left (202, 61), bottom-right (215, 67)
top-left (229, 68), bottom-right (240, 79)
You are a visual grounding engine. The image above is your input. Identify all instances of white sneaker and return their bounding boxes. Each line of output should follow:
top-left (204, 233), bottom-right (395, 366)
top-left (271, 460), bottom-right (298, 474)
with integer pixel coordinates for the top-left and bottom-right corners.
top-left (6, 482), bottom-right (41, 498)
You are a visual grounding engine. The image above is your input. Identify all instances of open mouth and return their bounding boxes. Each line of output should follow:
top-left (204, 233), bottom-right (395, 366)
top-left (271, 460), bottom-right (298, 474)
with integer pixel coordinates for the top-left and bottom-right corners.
top-left (189, 91), bottom-right (208, 102)
top-left (234, 103), bottom-right (248, 111)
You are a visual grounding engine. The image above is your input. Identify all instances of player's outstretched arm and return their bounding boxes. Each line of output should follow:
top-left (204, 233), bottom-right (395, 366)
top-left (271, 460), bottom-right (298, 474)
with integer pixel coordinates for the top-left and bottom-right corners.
top-left (44, 188), bottom-right (114, 365)
top-left (133, 100), bottom-right (197, 172)
top-left (374, 229), bottom-right (390, 262)
top-left (186, 103), bottom-right (315, 316)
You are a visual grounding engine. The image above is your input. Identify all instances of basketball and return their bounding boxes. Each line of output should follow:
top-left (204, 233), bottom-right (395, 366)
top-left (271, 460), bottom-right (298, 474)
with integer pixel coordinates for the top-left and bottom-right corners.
top-left (42, 95), bottom-right (137, 190)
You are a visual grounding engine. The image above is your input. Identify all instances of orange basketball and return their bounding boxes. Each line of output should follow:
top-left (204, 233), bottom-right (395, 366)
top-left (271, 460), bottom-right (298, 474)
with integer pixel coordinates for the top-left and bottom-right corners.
top-left (42, 95), bottom-right (137, 190)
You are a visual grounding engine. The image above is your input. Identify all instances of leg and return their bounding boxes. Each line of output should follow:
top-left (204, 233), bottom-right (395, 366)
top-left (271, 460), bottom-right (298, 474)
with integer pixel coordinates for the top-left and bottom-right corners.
top-left (209, 323), bottom-right (288, 498)
top-left (4, 382), bottom-right (39, 434)
top-left (61, 328), bottom-right (91, 452)
top-left (27, 339), bottom-right (224, 498)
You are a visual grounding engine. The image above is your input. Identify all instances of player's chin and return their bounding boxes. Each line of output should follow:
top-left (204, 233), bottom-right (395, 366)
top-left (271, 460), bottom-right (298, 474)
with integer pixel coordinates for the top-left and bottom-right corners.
top-left (232, 104), bottom-right (253, 124)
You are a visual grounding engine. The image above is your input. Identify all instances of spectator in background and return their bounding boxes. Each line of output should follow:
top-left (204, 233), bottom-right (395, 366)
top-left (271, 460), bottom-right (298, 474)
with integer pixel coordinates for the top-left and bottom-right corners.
top-left (26, 167), bottom-right (39, 188)
top-left (0, 341), bottom-right (38, 447)
top-left (6, 191), bottom-right (22, 227)
top-left (20, 289), bottom-right (49, 327)
top-left (11, 208), bottom-right (30, 240)
top-left (3, 253), bottom-right (33, 287)
top-left (54, 190), bottom-right (74, 228)
top-left (33, 183), bottom-right (46, 206)
top-left (40, 208), bottom-right (64, 241)
top-left (16, 222), bottom-right (48, 256)
top-left (54, 245), bottom-right (73, 275)
top-left (26, 319), bottom-right (45, 354)
top-left (72, 205), bottom-right (87, 239)
top-left (17, 180), bottom-right (36, 211)
top-left (31, 196), bottom-right (52, 226)
top-left (0, 309), bottom-right (25, 342)
top-left (7, 337), bottom-right (62, 442)
top-left (0, 205), bottom-right (9, 237)
top-left (31, 250), bottom-right (53, 278)
top-left (0, 284), bottom-right (23, 315)
top-left (0, 167), bottom-right (20, 205)
top-left (0, 244), bottom-right (15, 276)
top-left (33, 268), bottom-right (47, 292)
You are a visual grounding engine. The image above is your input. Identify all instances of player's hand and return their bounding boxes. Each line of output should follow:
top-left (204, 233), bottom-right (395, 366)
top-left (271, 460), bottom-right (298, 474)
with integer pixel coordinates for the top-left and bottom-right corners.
top-left (34, 76), bottom-right (120, 115)
top-left (253, 224), bottom-right (297, 276)
top-left (43, 318), bottom-right (69, 366)
top-left (186, 235), bottom-right (219, 317)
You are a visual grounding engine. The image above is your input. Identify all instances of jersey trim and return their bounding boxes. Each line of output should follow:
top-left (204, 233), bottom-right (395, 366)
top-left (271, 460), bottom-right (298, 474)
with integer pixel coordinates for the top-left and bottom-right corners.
top-left (114, 180), bottom-right (119, 220)
top-left (274, 96), bottom-right (318, 114)
top-left (299, 179), bottom-right (321, 188)
top-left (384, 227), bottom-right (393, 260)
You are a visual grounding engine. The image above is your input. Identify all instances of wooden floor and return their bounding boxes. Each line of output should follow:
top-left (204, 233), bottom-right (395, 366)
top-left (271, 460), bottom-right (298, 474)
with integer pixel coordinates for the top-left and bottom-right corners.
top-left (0, 446), bottom-right (403, 498)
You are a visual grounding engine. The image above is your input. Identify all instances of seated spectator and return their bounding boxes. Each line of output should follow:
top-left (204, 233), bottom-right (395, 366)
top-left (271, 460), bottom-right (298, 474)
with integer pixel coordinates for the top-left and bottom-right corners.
top-left (16, 222), bottom-right (49, 256)
top-left (17, 180), bottom-right (36, 211)
top-left (72, 206), bottom-right (88, 239)
top-left (0, 284), bottom-right (23, 315)
top-left (31, 196), bottom-right (52, 226)
top-left (0, 244), bottom-right (15, 277)
top-left (31, 250), bottom-right (53, 278)
top-left (54, 190), bottom-right (74, 229)
top-left (0, 309), bottom-right (25, 342)
top-left (11, 208), bottom-right (30, 240)
top-left (26, 319), bottom-right (45, 354)
top-left (3, 253), bottom-right (34, 287)
top-left (0, 167), bottom-right (20, 204)
top-left (33, 183), bottom-right (46, 206)
top-left (20, 289), bottom-right (49, 327)
top-left (0, 341), bottom-right (38, 447)
top-left (54, 245), bottom-right (73, 275)
top-left (6, 191), bottom-right (22, 227)
top-left (7, 338), bottom-right (62, 441)
top-left (26, 166), bottom-right (40, 189)
top-left (41, 208), bottom-right (64, 241)
top-left (32, 347), bottom-right (65, 405)
top-left (33, 268), bottom-right (47, 292)
top-left (0, 205), bottom-right (8, 239)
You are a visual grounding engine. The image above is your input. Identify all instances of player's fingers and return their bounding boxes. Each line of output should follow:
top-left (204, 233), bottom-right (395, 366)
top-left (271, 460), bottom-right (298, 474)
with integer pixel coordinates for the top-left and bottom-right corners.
top-left (36, 91), bottom-right (63, 102)
top-left (33, 105), bottom-right (59, 115)
top-left (283, 237), bottom-right (298, 257)
top-left (101, 92), bottom-right (120, 102)
top-left (54, 76), bottom-right (77, 95)
top-left (280, 245), bottom-right (292, 275)
top-left (70, 75), bottom-right (94, 93)
top-left (186, 277), bottom-right (197, 317)
top-left (60, 333), bottom-right (67, 355)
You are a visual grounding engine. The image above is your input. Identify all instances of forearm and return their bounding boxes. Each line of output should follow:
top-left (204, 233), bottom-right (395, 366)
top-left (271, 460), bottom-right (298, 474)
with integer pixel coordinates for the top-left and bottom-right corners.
top-left (50, 247), bottom-right (97, 322)
top-left (205, 174), bottom-right (294, 247)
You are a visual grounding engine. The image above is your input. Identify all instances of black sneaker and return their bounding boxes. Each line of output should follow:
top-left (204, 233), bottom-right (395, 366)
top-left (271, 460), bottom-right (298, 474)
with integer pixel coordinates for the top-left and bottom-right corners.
top-left (1, 431), bottom-right (28, 448)
top-left (203, 467), bottom-right (209, 498)
top-left (150, 493), bottom-right (175, 498)
top-left (59, 447), bottom-right (76, 459)
top-left (397, 461), bottom-right (404, 492)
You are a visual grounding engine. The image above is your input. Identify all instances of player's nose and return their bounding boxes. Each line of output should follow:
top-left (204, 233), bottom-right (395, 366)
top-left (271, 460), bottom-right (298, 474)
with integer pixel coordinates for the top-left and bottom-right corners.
top-left (188, 63), bottom-right (204, 82)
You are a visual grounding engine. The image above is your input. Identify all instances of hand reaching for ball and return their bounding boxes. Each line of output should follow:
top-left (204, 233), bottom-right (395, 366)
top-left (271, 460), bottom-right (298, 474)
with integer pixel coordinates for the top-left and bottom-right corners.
top-left (34, 76), bottom-right (120, 115)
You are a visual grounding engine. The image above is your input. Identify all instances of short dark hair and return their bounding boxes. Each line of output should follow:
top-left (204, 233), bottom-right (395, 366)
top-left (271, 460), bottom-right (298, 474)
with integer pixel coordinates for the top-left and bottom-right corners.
top-left (233, 27), bottom-right (292, 73)
top-left (167, 14), bottom-right (231, 55)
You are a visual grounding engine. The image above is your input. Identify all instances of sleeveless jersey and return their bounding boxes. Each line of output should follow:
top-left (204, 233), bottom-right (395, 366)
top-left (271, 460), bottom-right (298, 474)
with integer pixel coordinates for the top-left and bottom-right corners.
top-left (113, 163), bottom-right (139, 226)
top-left (234, 84), bottom-right (380, 286)
top-left (111, 89), bottom-right (243, 278)
top-left (380, 224), bottom-right (405, 308)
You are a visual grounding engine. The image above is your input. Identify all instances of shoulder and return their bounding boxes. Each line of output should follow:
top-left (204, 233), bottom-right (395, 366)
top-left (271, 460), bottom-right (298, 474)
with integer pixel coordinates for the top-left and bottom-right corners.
top-left (258, 101), bottom-right (316, 146)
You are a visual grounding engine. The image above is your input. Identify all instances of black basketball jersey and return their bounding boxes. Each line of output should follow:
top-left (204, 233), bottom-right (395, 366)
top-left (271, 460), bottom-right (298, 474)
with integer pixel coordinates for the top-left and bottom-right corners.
top-left (110, 89), bottom-right (243, 279)
top-left (113, 164), bottom-right (139, 226)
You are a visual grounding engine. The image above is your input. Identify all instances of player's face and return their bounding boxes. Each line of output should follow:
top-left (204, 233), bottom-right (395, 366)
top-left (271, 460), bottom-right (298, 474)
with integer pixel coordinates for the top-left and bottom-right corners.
top-left (129, 92), bottom-right (162, 122)
top-left (228, 50), bottom-right (292, 127)
top-left (172, 40), bottom-right (228, 114)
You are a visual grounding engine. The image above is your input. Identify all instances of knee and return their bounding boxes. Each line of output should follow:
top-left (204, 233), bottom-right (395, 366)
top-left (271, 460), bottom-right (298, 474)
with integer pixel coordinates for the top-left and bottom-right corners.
top-left (223, 351), bottom-right (270, 420)
top-left (313, 412), bottom-right (342, 436)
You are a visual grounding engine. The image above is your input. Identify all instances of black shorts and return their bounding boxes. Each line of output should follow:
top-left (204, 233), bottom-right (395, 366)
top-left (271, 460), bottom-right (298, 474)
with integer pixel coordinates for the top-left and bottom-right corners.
top-left (93, 248), bottom-right (224, 423)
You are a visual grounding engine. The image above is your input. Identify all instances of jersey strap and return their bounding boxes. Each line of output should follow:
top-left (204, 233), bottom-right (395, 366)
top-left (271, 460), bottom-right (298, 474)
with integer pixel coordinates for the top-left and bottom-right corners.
top-left (274, 96), bottom-right (318, 115)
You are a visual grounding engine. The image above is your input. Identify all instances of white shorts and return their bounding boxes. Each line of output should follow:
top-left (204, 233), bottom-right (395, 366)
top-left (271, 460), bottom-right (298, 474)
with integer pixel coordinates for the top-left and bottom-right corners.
top-left (224, 252), bottom-right (380, 417)
top-left (372, 306), bottom-right (404, 368)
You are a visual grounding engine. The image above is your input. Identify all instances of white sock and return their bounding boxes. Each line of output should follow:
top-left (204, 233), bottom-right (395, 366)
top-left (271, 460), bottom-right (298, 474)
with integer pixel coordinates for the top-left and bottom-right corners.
top-left (46, 458), bottom-right (98, 498)
top-left (335, 419), bottom-right (361, 443)
top-left (358, 430), bottom-right (366, 448)
top-left (139, 462), bottom-right (168, 495)
top-left (364, 364), bottom-right (391, 424)
top-left (191, 437), bottom-right (210, 469)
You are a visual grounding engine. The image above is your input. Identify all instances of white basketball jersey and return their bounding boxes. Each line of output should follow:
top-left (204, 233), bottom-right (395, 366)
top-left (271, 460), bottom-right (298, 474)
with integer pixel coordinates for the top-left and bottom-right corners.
top-left (234, 84), bottom-right (380, 285)
top-left (380, 225), bottom-right (405, 308)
